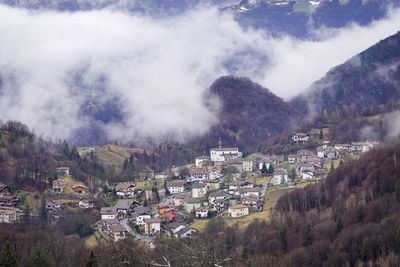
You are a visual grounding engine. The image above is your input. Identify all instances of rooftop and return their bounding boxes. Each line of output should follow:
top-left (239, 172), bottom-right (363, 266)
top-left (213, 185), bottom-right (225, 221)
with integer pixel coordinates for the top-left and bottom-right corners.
top-left (229, 204), bottom-right (248, 210)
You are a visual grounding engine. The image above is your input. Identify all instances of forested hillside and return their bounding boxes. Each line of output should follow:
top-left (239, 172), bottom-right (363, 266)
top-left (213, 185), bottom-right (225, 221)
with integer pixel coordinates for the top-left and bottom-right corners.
top-left (292, 31), bottom-right (400, 118)
top-left (0, 121), bottom-right (108, 191)
top-left (191, 76), bottom-right (300, 152)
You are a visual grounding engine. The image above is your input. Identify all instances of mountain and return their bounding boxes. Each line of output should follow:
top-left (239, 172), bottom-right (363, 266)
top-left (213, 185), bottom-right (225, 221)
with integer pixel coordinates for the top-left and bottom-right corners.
top-left (0, 0), bottom-right (396, 39)
top-left (187, 76), bottom-right (300, 152)
top-left (291, 31), bottom-right (400, 118)
top-left (230, 0), bottom-right (397, 39)
top-left (0, 121), bottom-right (109, 191)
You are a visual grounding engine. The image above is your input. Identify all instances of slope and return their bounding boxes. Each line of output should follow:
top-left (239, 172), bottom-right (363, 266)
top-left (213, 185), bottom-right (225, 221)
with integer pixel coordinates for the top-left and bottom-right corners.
top-left (189, 76), bottom-right (300, 153)
top-left (292, 31), bottom-right (400, 117)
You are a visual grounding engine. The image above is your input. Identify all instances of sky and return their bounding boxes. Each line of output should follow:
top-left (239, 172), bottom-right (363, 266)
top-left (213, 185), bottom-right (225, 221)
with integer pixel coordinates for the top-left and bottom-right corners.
top-left (0, 3), bottom-right (399, 143)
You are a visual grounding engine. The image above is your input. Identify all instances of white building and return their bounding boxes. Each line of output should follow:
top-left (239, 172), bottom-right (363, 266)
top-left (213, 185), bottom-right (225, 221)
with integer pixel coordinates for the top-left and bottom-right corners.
top-left (192, 183), bottom-right (207, 198)
top-left (195, 156), bottom-right (210, 167)
top-left (100, 207), bottom-right (117, 220)
top-left (271, 169), bottom-right (289, 186)
top-left (0, 208), bottom-right (20, 223)
top-left (166, 181), bottom-right (185, 194)
top-left (210, 147), bottom-right (242, 162)
top-left (242, 160), bottom-right (254, 172)
top-left (228, 204), bottom-right (249, 218)
top-left (144, 218), bottom-right (161, 235)
top-left (195, 207), bottom-right (209, 218)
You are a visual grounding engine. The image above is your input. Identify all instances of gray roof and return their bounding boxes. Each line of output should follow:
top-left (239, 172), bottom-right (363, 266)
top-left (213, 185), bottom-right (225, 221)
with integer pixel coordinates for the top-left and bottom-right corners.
top-left (103, 219), bottom-right (119, 225)
top-left (176, 226), bottom-right (196, 236)
top-left (211, 147), bottom-right (238, 152)
top-left (100, 207), bottom-right (117, 215)
top-left (145, 218), bottom-right (161, 224)
top-left (166, 221), bottom-right (183, 230)
top-left (192, 183), bottom-right (206, 189)
top-left (110, 224), bottom-right (126, 232)
top-left (209, 191), bottom-right (226, 198)
top-left (134, 206), bottom-right (150, 214)
top-left (114, 200), bottom-right (132, 210)
top-left (166, 181), bottom-right (185, 188)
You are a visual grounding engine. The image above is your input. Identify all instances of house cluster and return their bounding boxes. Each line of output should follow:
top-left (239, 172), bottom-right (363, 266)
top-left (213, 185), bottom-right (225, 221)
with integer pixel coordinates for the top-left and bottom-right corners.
top-left (51, 177), bottom-right (87, 194)
top-left (100, 200), bottom-right (140, 241)
top-left (291, 133), bottom-right (310, 144)
top-left (0, 184), bottom-right (21, 223)
top-left (115, 183), bottom-right (137, 198)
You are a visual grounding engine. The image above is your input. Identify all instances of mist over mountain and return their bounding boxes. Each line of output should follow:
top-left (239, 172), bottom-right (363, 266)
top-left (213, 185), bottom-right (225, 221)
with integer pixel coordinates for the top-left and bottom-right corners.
top-left (292, 31), bottom-right (400, 117)
top-left (0, 1), bottom-right (399, 147)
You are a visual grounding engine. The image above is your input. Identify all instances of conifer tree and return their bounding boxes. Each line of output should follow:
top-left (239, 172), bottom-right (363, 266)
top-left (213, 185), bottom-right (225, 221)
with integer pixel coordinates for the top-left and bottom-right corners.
top-left (129, 153), bottom-right (134, 168)
top-left (395, 180), bottom-right (400, 202)
top-left (335, 215), bottom-right (343, 236)
top-left (395, 226), bottom-right (400, 254)
top-left (319, 129), bottom-right (324, 139)
top-left (267, 164), bottom-right (274, 174)
top-left (123, 158), bottom-right (129, 170)
top-left (0, 241), bottom-right (17, 267)
top-left (85, 250), bottom-right (97, 267)
top-left (30, 245), bottom-right (49, 267)
top-left (261, 163), bottom-right (267, 176)
top-left (40, 197), bottom-right (47, 221)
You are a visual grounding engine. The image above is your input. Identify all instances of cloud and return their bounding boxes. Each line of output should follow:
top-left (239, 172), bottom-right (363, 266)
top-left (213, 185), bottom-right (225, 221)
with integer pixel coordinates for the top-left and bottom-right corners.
top-left (260, 6), bottom-right (400, 99)
top-left (0, 5), bottom-right (269, 143)
top-left (0, 4), bottom-right (399, 144)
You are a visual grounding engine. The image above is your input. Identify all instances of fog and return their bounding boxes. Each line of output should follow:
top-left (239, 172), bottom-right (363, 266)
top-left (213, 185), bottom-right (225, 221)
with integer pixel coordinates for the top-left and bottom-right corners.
top-left (0, 4), bottom-right (399, 143)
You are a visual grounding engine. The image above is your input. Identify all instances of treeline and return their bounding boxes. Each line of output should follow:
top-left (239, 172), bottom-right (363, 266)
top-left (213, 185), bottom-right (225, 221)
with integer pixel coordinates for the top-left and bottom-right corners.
top-left (0, 121), bottom-right (113, 191)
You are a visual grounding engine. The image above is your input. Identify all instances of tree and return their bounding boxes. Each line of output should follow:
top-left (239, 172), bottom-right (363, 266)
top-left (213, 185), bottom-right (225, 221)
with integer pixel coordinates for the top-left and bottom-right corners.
top-left (395, 226), bottom-right (400, 254)
top-left (143, 150), bottom-right (148, 162)
top-left (261, 163), bottom-right (268, 176)
top-left (339, 160), bottom-right (344, 167)
top-left (85, 250), bottom-right (97, 267)
top-left (30, 245), bottom-right (49, 267)
top-left (395, 179), bottom-right (400, 202)
top-left (143, 200), bottom-right (148, 207)
top-left (289, 168), bottom-right (296, 180)
top-left (23, 202), bottom-right (31, 223)
top-left (335, 215), bottom-right (343, 236)
top-left (123, 158), bottom-right (129, 170)
top-left (279, 228), bottom-right (288, 252)
top-left (40, 197), bottom-right (47, 221)
top-left (267, 164), bottom-right (274, 175)
top-left (356, 204), bottom-right (365, 222)
top-left (330, 161), bottom-right (335, 173)
top-left (0, 241), bottom-right (17, 267)
top-left (129, 153), bottom-right (135, 168)
top-left (303, 224), bottom-right (313, 246)
top-left (319, 129), bottom-right (324, 139)
top-left (7, 182), bottom-right (16, 194)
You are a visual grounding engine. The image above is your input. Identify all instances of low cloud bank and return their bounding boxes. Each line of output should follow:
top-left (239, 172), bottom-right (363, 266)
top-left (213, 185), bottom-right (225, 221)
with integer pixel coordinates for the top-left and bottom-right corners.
top-left (0, 4), bottom-right (399, 144)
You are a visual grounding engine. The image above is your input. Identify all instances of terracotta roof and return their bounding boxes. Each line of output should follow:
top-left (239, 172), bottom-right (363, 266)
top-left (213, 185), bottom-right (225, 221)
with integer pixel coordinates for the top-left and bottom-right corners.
top-left (72, 184), bottom-right (86, 189)
top-left (115, 183), bottom-right (135, 190)
top-left (0, 209), bottom-right (16, 215)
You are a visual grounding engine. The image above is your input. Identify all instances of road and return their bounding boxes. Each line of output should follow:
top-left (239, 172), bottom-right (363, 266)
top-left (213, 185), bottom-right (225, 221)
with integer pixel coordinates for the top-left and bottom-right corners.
top-left (260, 181), bottom-right (269, 198)
top-left (217, 210), bottom-right (228, 217)
top-left (94, 187), bottom-right (103, 199)
top-left (120, 219), bottom-right (153, 243)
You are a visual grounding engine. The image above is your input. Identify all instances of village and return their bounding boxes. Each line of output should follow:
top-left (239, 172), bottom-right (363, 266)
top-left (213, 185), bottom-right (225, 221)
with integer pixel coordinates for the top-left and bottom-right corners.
top-left (0, 133), bottom-right (379, 248)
